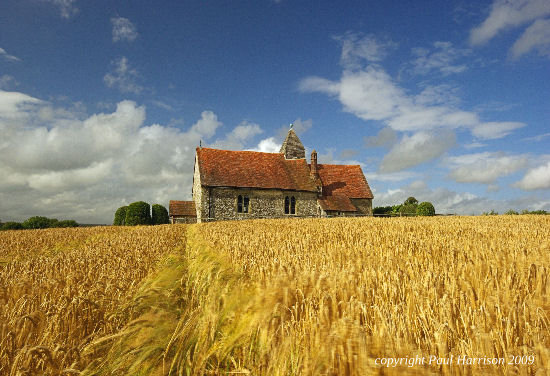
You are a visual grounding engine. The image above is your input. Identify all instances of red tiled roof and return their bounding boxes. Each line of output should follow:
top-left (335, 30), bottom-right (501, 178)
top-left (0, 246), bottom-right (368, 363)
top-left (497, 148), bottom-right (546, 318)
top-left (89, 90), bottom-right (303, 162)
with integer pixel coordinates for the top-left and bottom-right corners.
top-left (318, 195), bottom-right (357, 212)
top-left (196, 148), bottom-right (318, 192)
top-left (315, 164), bottom-right (373, 199)
top-left (169, 200), bottom-right (196, 217)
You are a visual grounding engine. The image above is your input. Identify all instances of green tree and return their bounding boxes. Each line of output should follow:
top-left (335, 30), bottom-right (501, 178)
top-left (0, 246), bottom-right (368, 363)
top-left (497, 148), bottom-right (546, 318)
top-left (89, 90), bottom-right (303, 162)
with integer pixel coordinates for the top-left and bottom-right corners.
top-left (504, 209), bottom-right (519, 215)
top-left (56, 219), bottom-right (79, 227)
top-left (151, 204), bottom-right (169, 225)
top-left (125, 201), bottom-right (151, 226)
top-left (373, 206), bottom-right (393, 215)
top-left (404, 197), bottom-right (418, 206)
top-left (399, 204), bottom-right (417, 216)
top-left (23, 216), bottom-right (53, 229)
top-left (416, 202), bottom-right (435, 216)
top-left (1, 222), bottom-right (24, 230)
top-left (114, 206), bottom-right (128, 225)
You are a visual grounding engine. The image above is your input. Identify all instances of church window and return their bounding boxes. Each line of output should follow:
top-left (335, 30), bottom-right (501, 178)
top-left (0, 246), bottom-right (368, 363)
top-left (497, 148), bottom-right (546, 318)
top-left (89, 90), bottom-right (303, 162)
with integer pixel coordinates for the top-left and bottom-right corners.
top-left (243, 196), bottom-right (249, 213)
top-left (237, 195), bottom-right (249, 213)
top-left (284, 195), bottom-right (296, 215)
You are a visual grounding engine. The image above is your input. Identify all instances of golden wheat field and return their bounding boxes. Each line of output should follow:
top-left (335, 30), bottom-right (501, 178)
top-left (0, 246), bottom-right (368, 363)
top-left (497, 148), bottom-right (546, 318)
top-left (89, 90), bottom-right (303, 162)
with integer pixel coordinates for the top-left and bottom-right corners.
top-left (0, 225), bottom-right (187, 375)
top-left (1, 216), bottom-right (549, 375)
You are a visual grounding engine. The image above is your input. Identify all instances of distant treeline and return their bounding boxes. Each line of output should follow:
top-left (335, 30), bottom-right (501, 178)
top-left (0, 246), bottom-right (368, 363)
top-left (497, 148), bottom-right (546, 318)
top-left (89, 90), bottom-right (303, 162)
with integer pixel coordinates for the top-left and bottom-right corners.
top-left (374, 197), bottom-right (548, 217)
top-left (373, 197), bottom-right (435, 216)
top-left (483, 209), bottom-right (548, 215)
top-left (0, 216), bottom-right (79, 231)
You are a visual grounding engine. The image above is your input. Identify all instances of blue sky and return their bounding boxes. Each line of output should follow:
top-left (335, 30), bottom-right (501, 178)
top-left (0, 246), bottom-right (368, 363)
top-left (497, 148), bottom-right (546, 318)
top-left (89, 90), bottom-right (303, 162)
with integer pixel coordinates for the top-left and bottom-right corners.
top-left (1, 0), bottom-right (549, 223)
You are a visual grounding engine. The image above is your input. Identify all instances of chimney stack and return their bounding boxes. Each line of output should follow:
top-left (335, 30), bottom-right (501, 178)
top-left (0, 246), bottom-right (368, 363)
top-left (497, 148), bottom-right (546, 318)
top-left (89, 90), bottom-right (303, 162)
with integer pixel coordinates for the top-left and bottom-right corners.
top-left (310, 149), bottom-right (319, 179)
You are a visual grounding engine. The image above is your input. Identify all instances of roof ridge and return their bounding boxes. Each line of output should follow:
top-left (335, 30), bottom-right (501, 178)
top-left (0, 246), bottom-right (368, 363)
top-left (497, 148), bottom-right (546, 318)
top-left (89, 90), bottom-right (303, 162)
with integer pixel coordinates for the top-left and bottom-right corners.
top-left (198, 147), bottom-right (282, 155)
top-left (316, 163), bottom-right (362, 167)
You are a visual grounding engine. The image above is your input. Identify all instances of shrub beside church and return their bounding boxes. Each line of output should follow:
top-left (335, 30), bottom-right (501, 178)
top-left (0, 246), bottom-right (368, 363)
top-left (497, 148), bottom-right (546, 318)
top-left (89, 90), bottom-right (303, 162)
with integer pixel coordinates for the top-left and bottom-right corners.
top-left (113, 201), bottom-right (169, 226)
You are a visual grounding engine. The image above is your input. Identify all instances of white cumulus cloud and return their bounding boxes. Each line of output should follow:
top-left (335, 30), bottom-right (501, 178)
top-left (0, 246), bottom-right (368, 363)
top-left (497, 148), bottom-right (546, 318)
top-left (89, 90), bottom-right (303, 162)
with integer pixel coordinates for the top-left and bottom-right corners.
top-left (300, 65), bottom-right (466, 132)
top-left (0, 90), bottom-right (252, 223)
top-left (515, 161), bottom-right (550, 190)
top-left (447, 152), bottom-right (528, 184)
top-left (379, 131), bottom-right (456, 172)
top-left (299, 34), bottom-right (526, 147)
top-left (212, 121), bottom-right (263, 150)
top-left (364, 127), bottom-right (397, 147)
top-left (248, 137), bottom-right (281, 153)
top-left (338, 68), bottom-right (406, 122)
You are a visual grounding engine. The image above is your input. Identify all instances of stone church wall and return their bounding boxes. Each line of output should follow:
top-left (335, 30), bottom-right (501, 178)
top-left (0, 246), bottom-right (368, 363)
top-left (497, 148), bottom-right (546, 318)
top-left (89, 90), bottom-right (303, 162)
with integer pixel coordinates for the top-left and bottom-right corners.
top-left (350, 198), bottom-right (373, 216)
top-left (207, 187), bottom-right (318, 221)
top-left (171, 216), bottom-right (197, 224)
top-left (192, 156), bottom-right (210, 222)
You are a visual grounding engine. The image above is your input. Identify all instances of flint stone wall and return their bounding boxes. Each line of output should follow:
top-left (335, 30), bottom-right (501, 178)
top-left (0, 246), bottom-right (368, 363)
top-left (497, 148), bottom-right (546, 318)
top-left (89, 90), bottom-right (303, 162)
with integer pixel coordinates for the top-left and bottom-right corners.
top-left (192, 156), bottom-right (210, 222)
top-left (350, 198), bottom-right (373, 216)
top-left (204, 187), bottom-right (318, 221)
top-left (171, 216), bottom-right (197, 224)
top-left (280, 129), bottom-right (305, 159)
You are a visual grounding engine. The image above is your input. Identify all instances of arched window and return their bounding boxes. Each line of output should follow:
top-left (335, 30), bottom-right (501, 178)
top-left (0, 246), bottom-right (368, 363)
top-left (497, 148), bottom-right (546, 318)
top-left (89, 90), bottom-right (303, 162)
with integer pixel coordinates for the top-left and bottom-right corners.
top-left (237, 195), bottom-right (249, 213)
top-left (243, 196), bottom-right (249, 213)
top-left (284, 196), bottom-right (296, 215)
top-left (284, 196), bottom-right (289, 214)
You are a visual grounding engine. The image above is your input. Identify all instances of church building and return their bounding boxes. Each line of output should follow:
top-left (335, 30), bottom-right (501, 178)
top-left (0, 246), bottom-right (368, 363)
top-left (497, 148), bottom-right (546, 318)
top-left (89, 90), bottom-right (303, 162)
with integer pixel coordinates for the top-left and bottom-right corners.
top-left (169, 126), bottom-right (373, 223)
